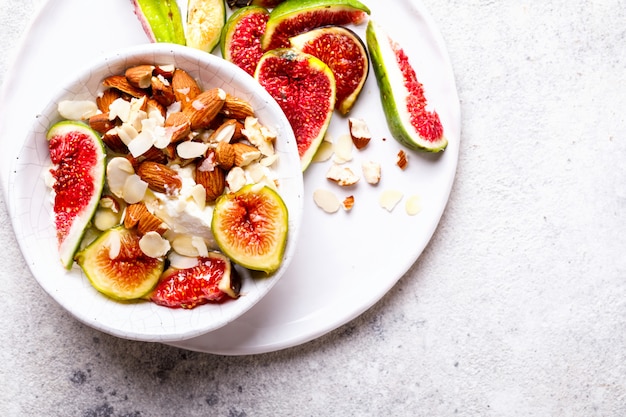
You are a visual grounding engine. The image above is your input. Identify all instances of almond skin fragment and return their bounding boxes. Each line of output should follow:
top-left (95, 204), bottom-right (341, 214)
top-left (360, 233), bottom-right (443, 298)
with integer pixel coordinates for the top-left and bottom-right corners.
top-left (396, 150), bottom-right (408, 170)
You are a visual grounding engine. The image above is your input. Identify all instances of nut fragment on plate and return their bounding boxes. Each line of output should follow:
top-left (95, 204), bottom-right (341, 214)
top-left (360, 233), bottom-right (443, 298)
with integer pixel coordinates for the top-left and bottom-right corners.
top-left (405, 194), bottom-right (422, 216)
top-left (332, 133), bottom-right (354, 163)
top-left (396, 150), bottom-right (408, 170)
top-left (348, 117), bottom-right (371, 150)
top-left (362, 160), bottom-right (381, 185)
top-left (342, 195), bottom-right (355, 211)
top-left (326, 164), bottom-right (359, 186)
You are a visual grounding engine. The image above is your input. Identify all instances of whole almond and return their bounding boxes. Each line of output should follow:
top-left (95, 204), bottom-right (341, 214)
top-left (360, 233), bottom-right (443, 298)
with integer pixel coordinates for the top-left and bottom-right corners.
top-left (195, 158), bottom-right (226, 202)
top-left (102, 75), bottom-right (148, 98)
top-left (89, 113), bottom-right (116, 134)
top-left (136, 161), bottom-right (182, 194)
top-left (171, 68), bottom-right (201, 109)
top-left (151, 75), bottom-right (176, 107)
top-left (183, 88), bottom-right (226, 130)
top-left (221, 94), bottom-right (255, 120)
top-left (232, 142), bottom-right (261, 167)
top-left (165, 112), bottom-right (191, 143)
top-left (215, 141), bottom-right (235, 170)
top-left (124, 202), bottom-right (168, 235)
top-left (96, 89), bottom-right (122, 113)
top-left (125, 65), bottom-right (155, 89)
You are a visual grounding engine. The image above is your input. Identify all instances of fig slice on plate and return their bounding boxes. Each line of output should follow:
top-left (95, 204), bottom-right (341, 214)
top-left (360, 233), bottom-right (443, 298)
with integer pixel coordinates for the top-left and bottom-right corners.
top-left (290, 25), bottom-right (369, 115)
top-left (212, 184), bottom-right (288, 274)
top-left (46, 121), bottom-right (106, 269)
top-left (254, 48), bottom-right (336, 170)
top-left (186, 0), bottom-right (226, 53)
top-left (131, 0), bottom-right (186, 45)
top-left (150, 252), bottom-right (241, 309)
top-left (75, 226), bottom-right (165, 301)
top-left (221, 5), bottom-right (270, 76)
top-left (260, 0), bottom-right (371, 51)
top-left (366, 20), bottom-right (447, 152)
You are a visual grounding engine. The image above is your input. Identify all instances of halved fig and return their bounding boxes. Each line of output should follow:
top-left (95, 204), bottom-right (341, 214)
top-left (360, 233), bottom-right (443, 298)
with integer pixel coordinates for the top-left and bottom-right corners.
top-left (221, 5), bottom-right (270, 76)
top-left (260, 0), bottom-right (370, 51)
top-left (186, 0), bottom-right (226, 53)
top-left (290, 25), bottom-right (369, 115)
top-left (150, 252), bottom-right (241, 309)
top-left (47, 121), bottom-right (106, 269)
top-left (366, 20), bottom-right (447, 152)
top-left (212, 184), bottom-right (288, 274)
top-left (254, 48), bottom-right (336, 170)
top-left (75, 226), bottom-right (165, 301)
top-left (131, 0), bottom-right (186, 45)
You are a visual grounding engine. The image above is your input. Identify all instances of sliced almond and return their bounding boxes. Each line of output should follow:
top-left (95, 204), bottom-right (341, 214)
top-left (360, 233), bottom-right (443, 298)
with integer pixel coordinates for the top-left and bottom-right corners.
top-left (106, 157), bottom-right (135, 198)
top-left (176, 141), bottom-right (210, 160)
top-left (332, 133), bottom-right (354, 163)
top-left (313, 189), bottom-right (341, 213)
top-left (208, 119), bottom-right (237, 144)
top-left (58, 100), bottom-right (99, 120)
top-left (139, 231), bottom-right (171, 258)
top-left (379, 189), bottom-right (404, 212)
top-left (405, 194), bottom-right (422, 216)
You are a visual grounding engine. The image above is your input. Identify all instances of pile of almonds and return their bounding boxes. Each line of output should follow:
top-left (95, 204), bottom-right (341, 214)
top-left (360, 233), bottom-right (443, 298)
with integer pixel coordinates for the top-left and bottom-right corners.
top-left (57, 63), bottom-right (279, 258)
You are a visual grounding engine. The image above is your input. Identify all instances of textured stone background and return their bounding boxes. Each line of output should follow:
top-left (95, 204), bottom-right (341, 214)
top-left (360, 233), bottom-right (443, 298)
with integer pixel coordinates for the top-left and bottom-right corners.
top-left (1, 0), bottom-right (625, 416)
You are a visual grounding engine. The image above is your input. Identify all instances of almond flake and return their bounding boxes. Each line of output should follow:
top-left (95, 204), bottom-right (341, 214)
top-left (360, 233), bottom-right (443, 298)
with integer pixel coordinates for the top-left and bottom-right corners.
top-left (139, 231), bottom-right (171, 258)
top-left (312, 140), bottom-right (334, 163)
top-left (177, 141), bottom-right (209, 159)
top-left (379, 189), bottom-right (404, 212)
top-left (332, 133), bottom-right (353, 163)
top-left (123, 174), bottom-right (149, 204)
top-left (313, 189), bottom-right (341, 213)
top-left (58, 100), bottom-right (99, 120)
top-left (405, 194), bottom-right (422, 216)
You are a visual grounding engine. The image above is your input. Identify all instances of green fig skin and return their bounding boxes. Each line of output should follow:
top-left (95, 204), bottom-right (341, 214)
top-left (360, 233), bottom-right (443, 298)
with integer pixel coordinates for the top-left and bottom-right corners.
top-left (261, 0), bottom-right (371, 50)
top-left (132, 0), bottom-right (186, 45)
top-left (366, 20), bottom-right (447, 153)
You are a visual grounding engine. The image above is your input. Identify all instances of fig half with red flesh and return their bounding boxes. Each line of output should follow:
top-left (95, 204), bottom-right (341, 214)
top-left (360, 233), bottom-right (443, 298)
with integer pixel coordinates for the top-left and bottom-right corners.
top-left (221, 5), bottom-right (270, 76)
top-left (212, 184), bottom-right (289, 274)
top-left (75, 226), bottom-right (165, 301)
top-left (260, 0), bottom-right (370, 51)
top-left (255, 48), bottom-right (336, 170)
top-left (46, 121), bottom-right (106, 269)
top-left (150, 252), bottom-right (241, 309)
top-left (290, 25), bottom-right (369, 115)
top-left (366, 20), bottom-right (447, 152)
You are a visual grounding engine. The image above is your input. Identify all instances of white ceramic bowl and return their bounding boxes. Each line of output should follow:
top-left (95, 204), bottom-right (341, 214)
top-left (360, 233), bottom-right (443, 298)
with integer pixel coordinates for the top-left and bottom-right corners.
top-left (8, 43), bottom-right (303, 342)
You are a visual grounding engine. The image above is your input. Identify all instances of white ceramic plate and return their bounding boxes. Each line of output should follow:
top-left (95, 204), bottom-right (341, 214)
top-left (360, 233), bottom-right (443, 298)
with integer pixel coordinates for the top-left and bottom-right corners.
top-left (0, 0), bottom-right (460, 354)
top-left (7, 43), bottom-right (303, 342)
